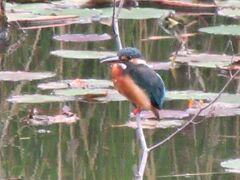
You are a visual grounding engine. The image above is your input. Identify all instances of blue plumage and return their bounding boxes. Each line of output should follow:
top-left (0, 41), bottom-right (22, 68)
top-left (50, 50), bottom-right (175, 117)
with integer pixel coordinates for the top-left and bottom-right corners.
top-left (101, 47), bottom-right (166, 119)
top-left (125, 62), bottom-right (166, 109)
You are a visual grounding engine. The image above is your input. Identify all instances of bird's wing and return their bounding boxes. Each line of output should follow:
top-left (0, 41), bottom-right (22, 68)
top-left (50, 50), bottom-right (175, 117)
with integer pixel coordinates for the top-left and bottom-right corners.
top-left (127, 64), bottom-right (166, 109)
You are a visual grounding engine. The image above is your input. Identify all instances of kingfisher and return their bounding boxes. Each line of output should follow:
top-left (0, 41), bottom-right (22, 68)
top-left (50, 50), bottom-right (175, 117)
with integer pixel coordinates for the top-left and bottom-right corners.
top-left (101, 47), bottom-right (166, 120)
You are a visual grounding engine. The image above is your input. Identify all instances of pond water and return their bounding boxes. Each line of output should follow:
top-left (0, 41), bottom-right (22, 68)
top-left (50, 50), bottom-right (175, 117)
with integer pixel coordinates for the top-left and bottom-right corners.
top-left (0, 5), bottom-right (240, 180)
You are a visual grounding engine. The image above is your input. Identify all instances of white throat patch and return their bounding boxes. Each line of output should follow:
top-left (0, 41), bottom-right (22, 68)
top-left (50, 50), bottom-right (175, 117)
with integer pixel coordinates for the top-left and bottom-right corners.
top-left (119, 63), bottom-right (127, 69)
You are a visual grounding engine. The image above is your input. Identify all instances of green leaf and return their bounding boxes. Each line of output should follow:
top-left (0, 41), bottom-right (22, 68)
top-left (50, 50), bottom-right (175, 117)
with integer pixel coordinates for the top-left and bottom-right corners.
top-left (216, 0), bottom-right (240, 8)
top-left (0, 71), bottom-right (55, 81)
top-left (54, 88), bottom-right (108, 97)
top-left (100, 7), bottom-right (174, 19)
top-left (175, 53), bottom-right (237, 68)
top-left (166, 90), bottom-right (240, 105)
top-left (199, 25), bottom-right (240, 36)
top-left (53, 33), bottom-right (112, 42)
top-left (7, 95), bottom-right (74, 103)
top-left (51, 50), bottom-right (116, 60)
top-left (218, 8), bottom-right (240, 18)
top-left (7, 3), bottom-right (173, 22)
top-left (114, 119), bottom-right (187, 129)
top-left (221, 159), bottom-right (240, 173)
top-left (6, 3), bottom-right (102, 21)
top-left (38, 79), bottom-right (113, 90)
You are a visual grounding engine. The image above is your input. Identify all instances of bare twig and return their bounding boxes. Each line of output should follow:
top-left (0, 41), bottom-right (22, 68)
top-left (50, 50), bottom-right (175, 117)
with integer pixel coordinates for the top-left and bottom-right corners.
top-left (149, 69), bottom-right (240, 151)
top-left (112, 0), bottom-right (124, 50)
top-left (135, 113), bottom-right (148, 180)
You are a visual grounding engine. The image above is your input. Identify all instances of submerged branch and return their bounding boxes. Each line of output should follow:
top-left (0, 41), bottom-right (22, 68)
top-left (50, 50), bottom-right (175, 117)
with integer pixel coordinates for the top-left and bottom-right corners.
top-left (149, 69), bottom-right (240, 151)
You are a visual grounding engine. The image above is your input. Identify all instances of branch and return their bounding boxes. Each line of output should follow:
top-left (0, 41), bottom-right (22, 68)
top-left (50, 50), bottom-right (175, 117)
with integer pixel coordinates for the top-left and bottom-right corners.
top-left (112, 0), bottom-right (124, 50)
top-left (149, 69), bottom-right (240, 151)
top-left (135, 113), bottom-right (149, 180)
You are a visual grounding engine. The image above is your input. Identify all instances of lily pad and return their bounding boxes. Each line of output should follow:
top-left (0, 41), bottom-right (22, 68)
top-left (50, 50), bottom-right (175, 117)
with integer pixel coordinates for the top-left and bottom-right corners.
top-left (187, 102), bottom-right (240, 117)
top-left (167, 90), bottom-right (240, 105)
top-left (141, 33), bottom-right (196, 41)
top-left (113, 119), bottom-right (186, 129)
top-left (221, 159), bottom-right (240, 173)
top-left (15, 15), bottom-right (78, 29)
top-left (54, 88), bottom-right (108, 98)
top-left (24, 114), bottom-right (79, 126)
top-left (38, 79), bottom-right (113, 90)
top-left (220, 59), bottom-right (240, 70)
top-left (199, 25), bottom-right (240, 36)
top-left (148, 61), bottom-right (179, 70)
top-left (218, 8), bottom-right (240, 18)
top-left (6, 3), bottom-right (102, 22)
top-left (216, 0), bottom-right (240, 8)
top-left (51, 50), bottom-right (116, 60)
top-left (53, 33), bottom-right (111, 42)
top-left (101, 7), bottom-right (174, 20)
top-left (94, 89), bottom-right (127, 102)
top-left (7, 3), bottom-right (174, 21)
top-left (0, 71), bottom-right (55, 81)
top-left (139, 109), bottom-right (190, 119)
top-left (7, 94), bottom-right (74, 104)
top-left (175, 53), bottom-right (239, 68)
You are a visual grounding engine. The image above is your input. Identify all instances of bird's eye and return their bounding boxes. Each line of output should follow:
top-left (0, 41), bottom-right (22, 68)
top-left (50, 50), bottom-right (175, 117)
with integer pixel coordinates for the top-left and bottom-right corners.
top-left (120, 56), bottom-right (129, 61)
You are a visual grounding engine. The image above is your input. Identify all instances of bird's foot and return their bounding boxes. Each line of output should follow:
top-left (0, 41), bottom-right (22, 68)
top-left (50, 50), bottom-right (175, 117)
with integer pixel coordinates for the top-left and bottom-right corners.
top-left (132, 108), bottom-right (141, 115)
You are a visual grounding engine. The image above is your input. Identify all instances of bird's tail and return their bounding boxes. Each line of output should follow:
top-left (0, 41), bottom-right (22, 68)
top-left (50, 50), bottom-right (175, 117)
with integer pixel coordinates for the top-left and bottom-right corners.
top-left (151, 107), bottom-right (161, 120)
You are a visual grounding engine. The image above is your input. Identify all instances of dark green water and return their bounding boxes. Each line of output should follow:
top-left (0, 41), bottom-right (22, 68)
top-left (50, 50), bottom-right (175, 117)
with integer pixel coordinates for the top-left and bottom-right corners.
top-left (0, 14), bottom-right (239, 180)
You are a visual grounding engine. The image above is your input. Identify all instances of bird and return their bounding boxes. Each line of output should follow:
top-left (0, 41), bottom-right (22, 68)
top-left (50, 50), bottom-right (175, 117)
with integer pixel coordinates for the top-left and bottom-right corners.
top-left (101, 47), bottom-right (166, 120)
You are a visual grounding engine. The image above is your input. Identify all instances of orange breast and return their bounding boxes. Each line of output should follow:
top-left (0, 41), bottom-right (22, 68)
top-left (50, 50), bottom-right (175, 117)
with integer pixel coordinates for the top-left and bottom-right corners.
top-left (111, 63), bottom-right (151, 109)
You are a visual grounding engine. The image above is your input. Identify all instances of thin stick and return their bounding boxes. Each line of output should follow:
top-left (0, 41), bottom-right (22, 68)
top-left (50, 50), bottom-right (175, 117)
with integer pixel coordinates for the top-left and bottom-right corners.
top-left (157, 171), bottom-right (230, 178)
top-left (135, 113), bottom-right (149, 180)
top-left (112, 0), bottom-right (123, 50)
top-left (149, 69), bottom-right (240, 151)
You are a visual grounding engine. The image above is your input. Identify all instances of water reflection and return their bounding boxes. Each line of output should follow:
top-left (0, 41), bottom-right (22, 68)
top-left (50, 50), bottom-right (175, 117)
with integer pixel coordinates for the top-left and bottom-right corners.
top-left (0, 13), bottom-right (239, 180)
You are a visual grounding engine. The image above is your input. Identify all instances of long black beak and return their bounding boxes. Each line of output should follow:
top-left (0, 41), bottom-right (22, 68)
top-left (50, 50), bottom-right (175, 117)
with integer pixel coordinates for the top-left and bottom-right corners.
top-left (100, 55), bottom-right (120, 64)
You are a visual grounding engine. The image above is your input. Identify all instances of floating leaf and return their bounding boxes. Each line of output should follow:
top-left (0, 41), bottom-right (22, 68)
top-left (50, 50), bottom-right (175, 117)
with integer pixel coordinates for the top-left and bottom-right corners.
top-left (7, 3), bottom-right (174, 22)
top-left (24, 114), bottom-right (79, 126)
top-left (94, 89), bottom-right (127, 102)
top-left (218, 8), bottom-right (240, 18)
top-left (6, 3), bottom-right (102, 22)
top-left (7, 95), bottom-right (74, 104)
top-left (54, 88), bottom-right (108, 98)
top-left (199, 25), bottom-right (240, 36)
top-left (187, 102), bottom-right (240, 117)
top-left (141, 33), bottom-right (196, 41)
top-left (216, 0), bottom-right (240, 8)
top-left (221, 159), bottom-right (240, 173)
top-left (16, 15), bottom-right (78, 29)
top-left (53, 33), bottom-right (111, 42)
top-left (148, 61), bottom-right (179, 70)
top-left (220, 59), bottom-right (240, 70)
top-left (100, 7), bottom-right (174, 19)
top-left (38, 79), bottom-right (113, 90)
top-left (0, 71), bottom-right (55, 81)
top-left (113, 119), bottom-right (186, 129)
top-left (175, 53), bottom-right (239, 68)
top-left (150, 0), bottom-right (216, 13)
top-left (167, 90), bottom-right (240, 105)
top-left (51, 50), bottom-right (116, 60)
top-left (139, 109), bottom-right (190, 120)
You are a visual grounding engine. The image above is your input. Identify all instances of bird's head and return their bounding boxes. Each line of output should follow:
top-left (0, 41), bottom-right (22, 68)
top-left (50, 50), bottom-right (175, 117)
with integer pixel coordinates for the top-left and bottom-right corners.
top-left (100, 47), bottom-right (142, 64)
